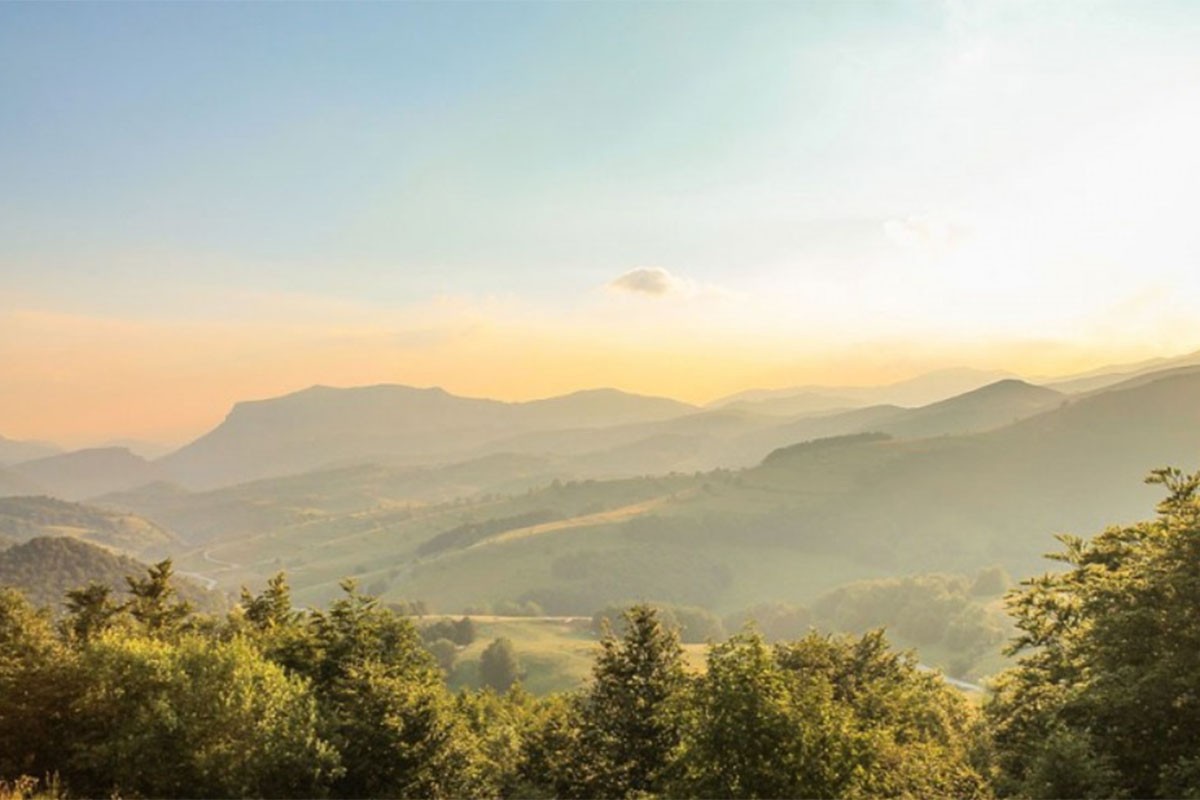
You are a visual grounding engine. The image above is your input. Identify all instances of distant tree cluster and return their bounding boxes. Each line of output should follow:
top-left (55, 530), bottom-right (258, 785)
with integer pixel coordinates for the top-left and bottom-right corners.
top-left (721, 569), bottom-right (1010, 678)
top-left (592, 602), bottom-right (725, 644)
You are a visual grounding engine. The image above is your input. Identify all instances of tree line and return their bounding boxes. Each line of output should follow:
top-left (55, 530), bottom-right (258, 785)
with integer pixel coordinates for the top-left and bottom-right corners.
top-left (2, 467), bottom-right (1200, 799)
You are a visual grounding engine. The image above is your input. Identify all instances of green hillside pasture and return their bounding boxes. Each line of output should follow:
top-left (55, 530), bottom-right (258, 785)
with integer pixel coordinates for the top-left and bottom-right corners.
top-left (438, 616), bottom-right (708, 696)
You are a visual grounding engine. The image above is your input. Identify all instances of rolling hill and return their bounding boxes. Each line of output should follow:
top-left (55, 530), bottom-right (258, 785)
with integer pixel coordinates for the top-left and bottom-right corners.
top-left (8, 447), bottom-right (162, 501)
top-left (872, 379), bottom-right (1064, 439)
top-left (96, 452), bottom-right (571, 545)
top-left (0, 535), bottom-right (223, 613)
top-left (0, 495), bottom-right (179, 557)
top-left (1044, 348), bottom-right (1200, 394)
top-left (154, 368), bottom-right (1200, 617)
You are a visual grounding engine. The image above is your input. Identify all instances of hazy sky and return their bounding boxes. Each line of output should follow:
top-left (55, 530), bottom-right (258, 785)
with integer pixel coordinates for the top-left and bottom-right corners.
top-left (3, 1), bottom-right (1200, 445)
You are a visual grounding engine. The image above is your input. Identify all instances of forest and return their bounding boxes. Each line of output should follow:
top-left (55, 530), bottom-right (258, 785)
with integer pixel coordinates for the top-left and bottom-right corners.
top-left (2, 468), bottom-right (1198, 800)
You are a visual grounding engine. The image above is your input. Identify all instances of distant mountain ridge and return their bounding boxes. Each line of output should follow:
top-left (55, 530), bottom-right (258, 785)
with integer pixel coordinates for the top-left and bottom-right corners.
top-left (1043, 348), bottom-right (1200, 394)
top-left (4, 357), bottom-right (1198, 503)
top-left (711, 367), bottom-right (1018, 414)
top-left (158, 384), bottom-right (697, 489)
top-left (9, 447), bottom-right (161, 501)
top-left (874, 379), bottom-right (1063, 439)
top-left (0, 435), bottom-right (60, 466)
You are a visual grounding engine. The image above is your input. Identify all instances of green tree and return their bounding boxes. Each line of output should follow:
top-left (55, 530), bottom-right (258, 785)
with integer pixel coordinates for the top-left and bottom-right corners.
top-left (0, 589), bottom-right (74, 783)
top-left (66, 632), bottom-right (339, 798)
top-left (774, 630), bottom-right (990, 798)
top-left (426, 637), bottom-right (458, 673)
top-left (63, 581), bottom-right (121, 643)
top-left (580, 604), bottom-right (687, 798)
top-left (517, 693), bottom-right (589, 798)
top-left (323, 659), bottom-right (479, 798)
top-left (988, 467), bottom-right (1200, 798)
top-left (479, 637), bottom-right (522, 692)
top-left (457, 686), bottom-right (539, 798)
top-left (271, 580), bottom-right (482, 798)
top-left (125, 559), bottom-right (191, 635)
top-left (672, 630), bottom-right (862, 799)
top-left (239, 571), bottom-right (296, 631)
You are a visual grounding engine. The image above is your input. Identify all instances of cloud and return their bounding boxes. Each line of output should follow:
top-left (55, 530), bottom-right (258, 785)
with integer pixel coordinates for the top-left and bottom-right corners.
top-left (883, 215), bottom-right (968, 250)
top-left (607, 267), bottom-right (690, 297)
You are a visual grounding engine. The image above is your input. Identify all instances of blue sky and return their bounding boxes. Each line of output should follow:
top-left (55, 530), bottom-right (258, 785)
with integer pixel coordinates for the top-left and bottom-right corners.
top-left (3, 1), bottom-right (1200, 442)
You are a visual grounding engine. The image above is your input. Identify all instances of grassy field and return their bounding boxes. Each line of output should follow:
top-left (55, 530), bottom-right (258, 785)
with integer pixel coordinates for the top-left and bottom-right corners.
top-left (426, 615), bottom-right (994, 698)
top-left (434, 616), bottom-right (705, 696)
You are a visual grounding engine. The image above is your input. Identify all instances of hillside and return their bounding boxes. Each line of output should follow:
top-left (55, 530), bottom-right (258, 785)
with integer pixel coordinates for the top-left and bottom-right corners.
top-left (874, 379), bottom-right (1064, 439)
top-left (711, 367), bottom-right (1016, 411)
top-left (97, 453), bottom-right (571, 544)
top-left (0, 435), bottom-right (60, 466)
top-left (158, 384), bottom-right (697, 488)
top-left (0, 467), bottom-right (42, 497)
top-left (151, 369), bottom-right (1200, 617)
top-left (0, 496), bottom-right (179, 556)
top-left (9, 447), bottom-right (162, 501)
top-left (1045, 348), bottom-right (1200, 394)
top-left (0, 535), bottom-right (223, 613)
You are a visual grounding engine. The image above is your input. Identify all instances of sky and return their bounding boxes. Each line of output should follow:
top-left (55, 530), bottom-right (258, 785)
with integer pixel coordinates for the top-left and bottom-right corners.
top-left (3, 1), bottom-right (1200, 446)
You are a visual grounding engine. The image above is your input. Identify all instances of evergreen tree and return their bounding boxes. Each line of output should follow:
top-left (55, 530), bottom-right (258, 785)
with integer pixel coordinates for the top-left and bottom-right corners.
top-left (63, 582), bottom-right (121, 642)
top-left (239, 571), bottom-right (296, 631)
top-left (125, 559), bottom-right (191, 635)
top-left (580, 604), bottom-right (687, 798)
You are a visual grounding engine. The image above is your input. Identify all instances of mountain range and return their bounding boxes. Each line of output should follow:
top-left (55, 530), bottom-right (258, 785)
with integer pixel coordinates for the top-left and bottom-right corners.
top-left (0, 371), bottom-right (1081, 500)
top-left (2, 350), bottom-right (1200, 621)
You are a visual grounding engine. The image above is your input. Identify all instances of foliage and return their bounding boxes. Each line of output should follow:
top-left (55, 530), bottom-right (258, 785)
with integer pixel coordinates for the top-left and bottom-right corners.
top-left (577, 605), bottom-right (688, 798)
top-left (672, 628), bottom-right (989, 799)
top-left (427, 637), bottom-right (459, 673)
top-left (0, 589), bottom-right (72, 782)
top-left (0, 536), bottom-right (220, 614)
top-left (125, 558), bottom-right (192, 635)
top-left (420, 616), bottom-right (476, 646)
top-left (592, 602), bottom-right (724, 644)
top-left (987, 467), bottom-right (1200, 798)
top-left (480, 637), bottom-right (523, 692)
top-left (322, 660), bottom-right (477, 799)
top-left (66, 632), bottom-right (338, 798)
top-left (723, 602), bottom-right (813, 643)
top-left (811, 573), bottom-right (1008, 675)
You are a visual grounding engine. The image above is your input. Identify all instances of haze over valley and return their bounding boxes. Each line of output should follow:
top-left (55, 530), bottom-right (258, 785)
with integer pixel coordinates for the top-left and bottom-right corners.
top-left (4, 349), bottom-right (1200, 683)
top-left (4, 2), bottom-right (1200, 798)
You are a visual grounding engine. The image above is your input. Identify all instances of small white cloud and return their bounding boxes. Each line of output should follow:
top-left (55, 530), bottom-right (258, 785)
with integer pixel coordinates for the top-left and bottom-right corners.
top-left (883, 215), bottom-right (967, 250)
top-left (608, 267), bottom-right (689, 297)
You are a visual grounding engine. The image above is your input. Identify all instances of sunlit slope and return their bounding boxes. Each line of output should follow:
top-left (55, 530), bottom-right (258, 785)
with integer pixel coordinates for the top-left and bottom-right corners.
top-left (0, 535), bottom-right (223, 613)
top-left (0, 496), bottom-right (179, 557)
top-left (168, 474), bottom-right (699, 607)
top-left (98, 452), bottom-right (569, 545)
